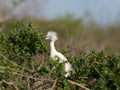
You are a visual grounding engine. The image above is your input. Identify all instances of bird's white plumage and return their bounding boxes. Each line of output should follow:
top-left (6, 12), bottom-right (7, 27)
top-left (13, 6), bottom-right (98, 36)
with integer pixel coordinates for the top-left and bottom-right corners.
top-left (46, 31), bottom-right (72, 77)
top-left (46, 31), bottom-right (58, 41)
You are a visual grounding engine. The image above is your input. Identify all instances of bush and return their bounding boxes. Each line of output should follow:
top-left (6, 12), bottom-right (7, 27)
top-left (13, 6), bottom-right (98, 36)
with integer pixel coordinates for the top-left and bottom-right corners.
top-left (5, 21), bottom-right (47, 64)
top-left (69, 51), bottom-right (120, 90)
top-left (0, 21), bottom-right (120, 90)
top-left (0, 32), bottom-right (6, 53)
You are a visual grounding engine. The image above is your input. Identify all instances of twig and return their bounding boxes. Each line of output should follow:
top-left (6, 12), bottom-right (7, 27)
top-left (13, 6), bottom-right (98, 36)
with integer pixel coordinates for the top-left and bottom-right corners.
top-left (37, 60), bottom-right (44, 70)
top-left (27, 78), bottom-right (31, 90)
top-left (11, 72), bottom-right (55, 82)
top-left (2, 79), bottom-right (19, 90)
top-left (93, 65), bottom-right (104, 78)
top-left (51, 79), bottom-right (57, 89)
top-left (0, 80), bottom-right (2, 84)
top-left (46, 79), bottom-right (57, 90)
top-left (0, 67), bottom-right (55, 82)
top-left (68, 80), bottom-right (90, 90)
top-left (0, 54), bottom-right (34, 73)
top-left (32, 80), bottom-right (43, 89)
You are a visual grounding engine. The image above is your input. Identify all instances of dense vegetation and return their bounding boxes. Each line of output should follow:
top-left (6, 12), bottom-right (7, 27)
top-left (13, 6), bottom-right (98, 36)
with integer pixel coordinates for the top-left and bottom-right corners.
top-left (0, 20), bottom-right (120, 90)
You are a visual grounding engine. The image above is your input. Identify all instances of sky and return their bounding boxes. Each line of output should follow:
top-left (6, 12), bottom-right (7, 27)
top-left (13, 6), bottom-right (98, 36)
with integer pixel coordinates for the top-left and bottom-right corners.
top-left (1, 0), bottom-right (120, 24)
top-left (43, 0), bottom-right (120, 24)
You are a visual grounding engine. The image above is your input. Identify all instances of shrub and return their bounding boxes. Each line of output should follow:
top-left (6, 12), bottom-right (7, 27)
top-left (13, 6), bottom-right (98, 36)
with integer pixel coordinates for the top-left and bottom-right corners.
top-left (0, 21), bottom-right (120, 90)
top-left (5, 21), bottom-right (47, 64)
top-left (69, 51), bottom-right (120, 90)
top-left (0, 32), bottom-right (6, 53)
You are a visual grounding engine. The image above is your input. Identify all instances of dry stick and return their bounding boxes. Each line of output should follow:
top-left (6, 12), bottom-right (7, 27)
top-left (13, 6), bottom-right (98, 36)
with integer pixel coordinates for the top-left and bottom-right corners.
top-left (73, 28), bottom-right (85, 49)
top-left (51, 79), bottom-right (57, 89)
top-left (46, 79), bottom-right (58, 90)
top-left (27, 78), bottom-right (31, 90)
top-left (0, 66), bottom-right (16, 70)
top-left (2, 79), bottom-right (19, 90)
top-left (0, 66), bottom-right (54, 82)
top-left (0, 80), bottom-right (3, 84)
top-left (32, 80), bottom-right (43, 89)
top-left (0, 54), bottom-right (34, 73)
top-left (37, 60), bottom-right (44, 70)
top-left (10, 71), bottom-right (58, 89)
top-left (11, 72), bottom-right (55, 82)
top-left (1, 68), bottom-right (90, 90)
top-left (93, 65), bottom-right (104, 78)
top-left (37, 53), bottom-right (45, 70)
top-left (68, 80), bottom-right (90, 90)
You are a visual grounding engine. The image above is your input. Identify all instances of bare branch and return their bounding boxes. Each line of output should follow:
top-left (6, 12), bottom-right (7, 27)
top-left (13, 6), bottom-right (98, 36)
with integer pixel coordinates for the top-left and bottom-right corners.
top-left (2, 79), bottom-right (19, 90)
top-left (68, 80), bottom-right (90, 90)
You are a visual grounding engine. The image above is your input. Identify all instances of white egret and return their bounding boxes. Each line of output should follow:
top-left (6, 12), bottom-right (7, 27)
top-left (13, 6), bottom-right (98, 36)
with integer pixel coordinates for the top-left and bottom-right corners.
top-left (46, 31), bottom-right (72, 77)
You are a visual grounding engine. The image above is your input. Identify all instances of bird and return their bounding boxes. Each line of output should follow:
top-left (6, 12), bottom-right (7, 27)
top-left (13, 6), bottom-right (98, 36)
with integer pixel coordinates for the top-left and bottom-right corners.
top-left (46, 31), bottom-right (72, 77)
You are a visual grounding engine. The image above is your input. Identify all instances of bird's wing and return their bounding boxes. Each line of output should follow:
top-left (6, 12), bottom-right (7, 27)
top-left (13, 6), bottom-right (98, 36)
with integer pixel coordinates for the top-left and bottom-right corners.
top-left (56, 52), bottom-right (67, 62)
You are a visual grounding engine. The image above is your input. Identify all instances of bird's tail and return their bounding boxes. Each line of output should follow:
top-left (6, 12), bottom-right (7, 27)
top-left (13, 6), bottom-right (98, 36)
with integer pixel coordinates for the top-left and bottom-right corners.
top-left (64, 62), bottom-right (72, 77)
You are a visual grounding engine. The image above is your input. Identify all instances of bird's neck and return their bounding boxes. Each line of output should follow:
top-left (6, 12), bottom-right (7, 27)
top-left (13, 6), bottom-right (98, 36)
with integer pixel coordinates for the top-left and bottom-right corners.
top-left (50, 40), bottom-right (57, 54)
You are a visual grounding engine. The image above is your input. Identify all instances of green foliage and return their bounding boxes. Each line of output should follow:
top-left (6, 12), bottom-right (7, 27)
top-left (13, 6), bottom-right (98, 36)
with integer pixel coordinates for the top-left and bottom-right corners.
top-left (0, 21), bottom-right (120, 90)
top-left (5, 21), bottom-right (47, 64)
top-left (0, 32), bottom-right (6, 52)
top-left (69, 51), bottom-right (120, 90)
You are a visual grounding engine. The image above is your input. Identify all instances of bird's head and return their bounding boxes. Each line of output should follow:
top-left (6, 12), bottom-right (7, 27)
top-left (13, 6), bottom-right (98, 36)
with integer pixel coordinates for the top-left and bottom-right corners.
top-left (46, 31), bottom-right (58, 41)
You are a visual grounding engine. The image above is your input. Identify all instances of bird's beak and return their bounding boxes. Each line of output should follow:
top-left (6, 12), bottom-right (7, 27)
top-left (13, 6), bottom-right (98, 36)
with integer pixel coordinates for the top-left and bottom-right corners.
top-left (45, 36), bottom-right (49, 40)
